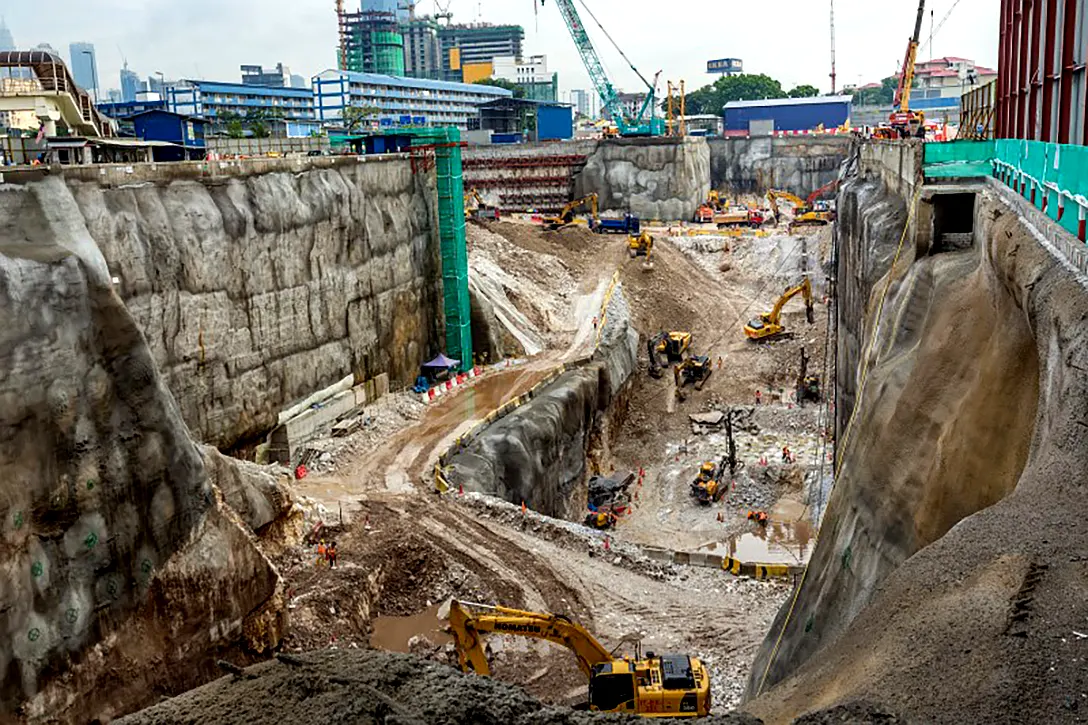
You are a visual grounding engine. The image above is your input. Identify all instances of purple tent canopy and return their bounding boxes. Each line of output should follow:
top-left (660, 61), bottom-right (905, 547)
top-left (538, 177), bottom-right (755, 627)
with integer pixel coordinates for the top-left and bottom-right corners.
top-left (423, 353), bottom-right (460, 368)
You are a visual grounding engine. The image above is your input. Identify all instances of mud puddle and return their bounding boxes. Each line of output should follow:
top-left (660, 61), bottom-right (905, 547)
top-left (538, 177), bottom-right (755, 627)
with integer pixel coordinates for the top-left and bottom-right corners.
top-left (698, 498), bottom-right (813, 564)
top-left (369, 604), bottom-right (453, 653)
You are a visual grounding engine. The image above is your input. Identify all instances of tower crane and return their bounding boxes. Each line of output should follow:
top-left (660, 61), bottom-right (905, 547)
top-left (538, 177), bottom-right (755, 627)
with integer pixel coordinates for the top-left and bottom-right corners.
top-left (541, 0), bottom-right (665, 136)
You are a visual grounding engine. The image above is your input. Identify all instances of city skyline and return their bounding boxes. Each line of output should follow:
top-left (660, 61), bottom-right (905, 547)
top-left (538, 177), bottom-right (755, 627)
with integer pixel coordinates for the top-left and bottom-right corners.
top-left (1, 1), bottom-right (1000, 102)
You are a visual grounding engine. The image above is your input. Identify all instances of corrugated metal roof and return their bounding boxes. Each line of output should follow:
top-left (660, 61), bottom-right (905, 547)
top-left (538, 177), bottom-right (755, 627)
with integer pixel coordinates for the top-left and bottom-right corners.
top-left (313, 69), bottom-right (513, 97)
top-left (723, 95), bottom-right (853, 110)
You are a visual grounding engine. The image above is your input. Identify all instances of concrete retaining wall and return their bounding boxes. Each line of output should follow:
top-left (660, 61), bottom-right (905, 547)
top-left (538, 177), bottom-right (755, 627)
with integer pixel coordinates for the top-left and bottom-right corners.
top-left (14, 156), bottom-right (443, 450)
top-left (707, 136), bottom-right (852, 196)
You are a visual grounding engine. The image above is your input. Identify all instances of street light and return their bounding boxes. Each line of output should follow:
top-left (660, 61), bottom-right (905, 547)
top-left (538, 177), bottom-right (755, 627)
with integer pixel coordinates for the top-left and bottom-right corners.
top-left (81, 49), bottom-right (99, 104)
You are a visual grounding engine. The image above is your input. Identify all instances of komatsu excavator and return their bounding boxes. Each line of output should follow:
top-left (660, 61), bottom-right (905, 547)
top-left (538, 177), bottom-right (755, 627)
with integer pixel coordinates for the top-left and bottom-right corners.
top-left (444, 600), bottom-right (711, 717)
top-left (744, 277), bottom-right (815, 341)
top-left (543, 193), bottom-right (599, 231)
top-left (464, 188), bottom-right (499, 221)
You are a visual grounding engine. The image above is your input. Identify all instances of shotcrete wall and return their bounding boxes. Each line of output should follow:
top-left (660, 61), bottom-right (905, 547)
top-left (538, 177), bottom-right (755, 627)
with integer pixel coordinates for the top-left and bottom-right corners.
top-left (573, 138), bottom-right (711, 220)
top-left (446, 289), bottom-right (638, 519)
top-left (708, 136), bottom-right (851, 196)
top-left (46, 156), bottom-right (442, 450)
top-left (0, 177), bottom-right (292, 723)
top-left (745, 145), bottom-right (1070, 722)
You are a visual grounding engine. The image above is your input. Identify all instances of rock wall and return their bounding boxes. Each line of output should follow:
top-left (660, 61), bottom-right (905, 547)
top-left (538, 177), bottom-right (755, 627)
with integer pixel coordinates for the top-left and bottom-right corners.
top-left (743, 151), bottom-right (1088, 723)
top-left (708, 136), bottom-right (851, 196)
top-left (447, 289), bottom-right (638, 519)
top-left (574, 138), bottom-right (710, 220)
top-left (0, 177), bottom-right (293, 723)
top-left (53, 156), bottom-right (442, 450)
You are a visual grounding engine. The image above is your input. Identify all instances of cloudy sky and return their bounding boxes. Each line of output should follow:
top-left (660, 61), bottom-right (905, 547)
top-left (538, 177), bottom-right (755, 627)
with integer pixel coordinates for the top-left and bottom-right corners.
top-left (2, 0), bottom-right (999, 97)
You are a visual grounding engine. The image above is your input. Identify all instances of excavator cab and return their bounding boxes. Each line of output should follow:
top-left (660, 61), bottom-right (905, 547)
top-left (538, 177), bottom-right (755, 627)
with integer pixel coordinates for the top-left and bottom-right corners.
top-left (648, 331), bottom-right (692, 378)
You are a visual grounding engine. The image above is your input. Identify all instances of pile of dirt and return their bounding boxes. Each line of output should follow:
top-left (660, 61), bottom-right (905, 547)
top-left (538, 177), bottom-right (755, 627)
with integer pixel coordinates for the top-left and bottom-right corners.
top-left (116, 649), bottom-right (766, 725)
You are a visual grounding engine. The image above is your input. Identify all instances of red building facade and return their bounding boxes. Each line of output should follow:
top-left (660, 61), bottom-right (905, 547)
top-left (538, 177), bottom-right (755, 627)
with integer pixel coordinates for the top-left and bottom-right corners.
top-left (997, 0), bottom-right (1088, 144)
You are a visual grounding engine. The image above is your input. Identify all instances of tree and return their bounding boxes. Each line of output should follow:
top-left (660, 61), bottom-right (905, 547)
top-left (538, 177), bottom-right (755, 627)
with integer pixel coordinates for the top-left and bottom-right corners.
top-left (853, 76), bottom-right (898, 106)
top-left (680, 73), bottom-right (788, 115)
top-left (341, 104), bottom-right (381, 132)
top-left (788, 84), bottom-right (821, 98)
top-left (473, 77), bottom-right (525, 99)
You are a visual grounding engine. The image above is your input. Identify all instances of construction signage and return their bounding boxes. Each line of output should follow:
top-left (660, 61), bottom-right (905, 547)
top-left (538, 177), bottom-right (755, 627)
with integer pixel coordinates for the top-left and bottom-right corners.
top-left (707, 58), bottom-right (743, 75)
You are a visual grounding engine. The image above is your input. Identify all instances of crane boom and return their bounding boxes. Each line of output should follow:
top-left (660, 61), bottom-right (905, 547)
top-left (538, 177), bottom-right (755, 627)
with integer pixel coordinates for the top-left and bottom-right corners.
top-left (893, 0), bottom-right (927, 112)
top-left (544, 0), bottom-right (664, 136)
top-left (550, 0), bottom-right (621, 124)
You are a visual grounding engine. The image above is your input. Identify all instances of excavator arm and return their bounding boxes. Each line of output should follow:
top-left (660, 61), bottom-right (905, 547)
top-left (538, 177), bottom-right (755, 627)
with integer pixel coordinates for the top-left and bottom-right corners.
top-left (768, 277), bottom-right (814, 328)
top-left (446, 601), bottom-right (614, 679)
top-left (546, 193), bottom-right (599, 229)
top-left (806, 179), bottom-right (840, 207)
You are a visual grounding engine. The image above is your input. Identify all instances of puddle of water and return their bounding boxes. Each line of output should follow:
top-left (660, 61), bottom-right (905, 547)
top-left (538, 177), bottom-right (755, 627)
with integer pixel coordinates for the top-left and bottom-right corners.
top-left (698, 498), bottom-right (814, 565)
top-left (369, 604), bottom-right (453, 653)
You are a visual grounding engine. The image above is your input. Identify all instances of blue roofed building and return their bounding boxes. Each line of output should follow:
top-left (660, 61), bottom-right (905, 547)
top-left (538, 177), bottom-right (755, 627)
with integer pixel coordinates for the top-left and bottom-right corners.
top-left (130, 109), bottom-right (207, 161)
top-left (165, 80), bottom-right (320, 137)
top-left (312, 70), bottom-right (511, 130)
top-left (723, 95), bottom-right (853, 137)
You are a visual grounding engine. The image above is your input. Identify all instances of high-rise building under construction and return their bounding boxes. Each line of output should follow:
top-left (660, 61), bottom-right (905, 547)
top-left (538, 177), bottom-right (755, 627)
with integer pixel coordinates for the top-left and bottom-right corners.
top-left (338, 1), bottom-right (405, 76)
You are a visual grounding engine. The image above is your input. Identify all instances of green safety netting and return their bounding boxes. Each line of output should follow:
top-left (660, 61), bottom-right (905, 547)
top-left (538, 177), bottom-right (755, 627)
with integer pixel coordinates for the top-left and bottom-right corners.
top-left (922, 140), bottom-right (995, 179)
top-left (403, 127), bottom-right (473, 372)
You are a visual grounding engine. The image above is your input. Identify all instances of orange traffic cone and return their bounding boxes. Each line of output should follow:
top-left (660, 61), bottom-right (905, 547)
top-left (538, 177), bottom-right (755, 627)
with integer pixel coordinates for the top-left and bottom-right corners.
top-left (521, 501), bottom-right (527, 515)
top-left (458, 482), bottom-right (464, 496)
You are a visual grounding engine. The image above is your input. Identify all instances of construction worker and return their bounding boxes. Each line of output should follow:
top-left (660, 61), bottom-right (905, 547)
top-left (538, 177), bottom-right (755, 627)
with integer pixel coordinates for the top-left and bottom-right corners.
top-left (316, 540), bottom-right (327, 567)
top-left (782, 445), bottom-right (792, 464)
top-left (327, 541), bottom-right (338, 569)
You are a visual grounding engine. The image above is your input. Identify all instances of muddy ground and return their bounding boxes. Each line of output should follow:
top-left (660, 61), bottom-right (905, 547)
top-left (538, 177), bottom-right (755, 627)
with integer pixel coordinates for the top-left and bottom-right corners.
top-left (131, 209), bottom-right (839, 720)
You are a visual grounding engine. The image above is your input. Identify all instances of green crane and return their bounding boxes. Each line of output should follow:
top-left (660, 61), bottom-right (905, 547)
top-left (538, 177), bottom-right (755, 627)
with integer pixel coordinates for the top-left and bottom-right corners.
top-left (544, 0), bottom-right (665, 137)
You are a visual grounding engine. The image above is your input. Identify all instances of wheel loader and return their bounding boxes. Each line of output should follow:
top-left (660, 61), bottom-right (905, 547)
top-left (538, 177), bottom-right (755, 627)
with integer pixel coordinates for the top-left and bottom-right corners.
top-left (690, 457), bottom-right (728, 505)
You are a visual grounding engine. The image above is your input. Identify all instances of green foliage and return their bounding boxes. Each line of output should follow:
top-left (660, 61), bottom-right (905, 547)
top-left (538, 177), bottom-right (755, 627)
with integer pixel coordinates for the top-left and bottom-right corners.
top-left (853, 76), bottom-right (898, 106)
top-left (473, 77), bottom-right (526, 99)
top-left (225, 120), bottom-right (245, 139)
top-left (341, 104), bottom-right (381, 132)
top-left (788, 84), bottom-right (821, 98)
top-left (680, 74), bottom-right (789, 115)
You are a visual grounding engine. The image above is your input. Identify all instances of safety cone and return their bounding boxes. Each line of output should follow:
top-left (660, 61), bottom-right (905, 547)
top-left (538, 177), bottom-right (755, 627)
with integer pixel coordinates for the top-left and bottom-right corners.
top-left (521, 501), bottom-right (527, 515)
top-left (732, 479), bottom-right (736, 491)
top-left (458, 482), bottom-right (464, 496)
top-left (604, 536), bottom-right (611, 551)
top-left (760, 456), bottom-right (767, 466)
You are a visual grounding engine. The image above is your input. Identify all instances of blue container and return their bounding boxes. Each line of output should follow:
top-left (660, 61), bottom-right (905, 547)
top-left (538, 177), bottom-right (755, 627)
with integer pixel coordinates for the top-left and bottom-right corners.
top-left (537, 105), bottom-right (573, 141)
top-left (492, 132), bottom-right (522, 144)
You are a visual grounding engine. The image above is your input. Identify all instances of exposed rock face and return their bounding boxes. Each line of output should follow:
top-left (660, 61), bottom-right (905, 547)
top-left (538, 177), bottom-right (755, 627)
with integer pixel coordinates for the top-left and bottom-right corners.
top-left (574, 138), bottom-right (711, 221)
top-left (708, 136), bottom-right (850, 196)
top-left (744, 157), bottom-right (1088, 723)
top-left (447, 289), bottom-right (638, 519)
top-left (0, 177), bottom-right (289, 723)
top-left (63, 157), bottom-right (442, 449)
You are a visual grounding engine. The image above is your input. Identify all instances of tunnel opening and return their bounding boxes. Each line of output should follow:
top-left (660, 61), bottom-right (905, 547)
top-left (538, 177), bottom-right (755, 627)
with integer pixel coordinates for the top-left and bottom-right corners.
top-left (930, 192), bottom-right (976, 254)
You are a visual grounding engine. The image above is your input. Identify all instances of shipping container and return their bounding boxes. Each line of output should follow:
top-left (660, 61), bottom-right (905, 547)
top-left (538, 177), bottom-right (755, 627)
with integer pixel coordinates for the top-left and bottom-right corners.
top-left (723, 96), bottom-right (853, 134)
top-left (536, 104), bottom-right (573, 141)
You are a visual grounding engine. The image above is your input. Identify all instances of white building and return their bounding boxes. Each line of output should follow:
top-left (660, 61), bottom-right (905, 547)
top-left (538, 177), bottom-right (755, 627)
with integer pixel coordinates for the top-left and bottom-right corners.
top-left (312, 70), bottom-right (512, 129)
top-left (491, 54), bottom-right (558, 102)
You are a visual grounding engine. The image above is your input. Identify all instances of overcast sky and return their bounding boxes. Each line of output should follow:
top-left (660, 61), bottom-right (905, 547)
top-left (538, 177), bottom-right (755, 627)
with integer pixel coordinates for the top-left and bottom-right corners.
top-left (2, 0), bottom-right (999, 98)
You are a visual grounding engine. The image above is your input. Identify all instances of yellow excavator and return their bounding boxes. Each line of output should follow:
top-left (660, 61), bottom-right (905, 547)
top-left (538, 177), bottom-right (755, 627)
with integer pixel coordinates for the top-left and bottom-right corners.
top-left (766, 190), bottom-right (834, 230)
top-left (464, 188), bottom-right (499, 221)
top-left (647, 331), bottom-right (692, 378)
top-left (744, 277), bottom-right (815, 341)
top-left (628, 230), bottom-right (653, 258)
top-left (444, 600), bottom-right (711, 717)
top-left (674, 355), bottom-right (712, 399)
top-left (543, 193), bottom-right (599, 231)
